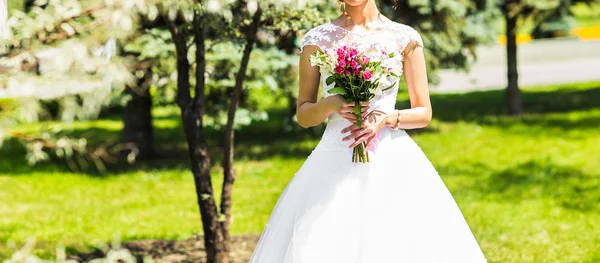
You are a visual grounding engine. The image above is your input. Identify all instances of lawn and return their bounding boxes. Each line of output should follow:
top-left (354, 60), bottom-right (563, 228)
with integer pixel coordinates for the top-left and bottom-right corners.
top-left (1, 81), bottom-right (600, 262)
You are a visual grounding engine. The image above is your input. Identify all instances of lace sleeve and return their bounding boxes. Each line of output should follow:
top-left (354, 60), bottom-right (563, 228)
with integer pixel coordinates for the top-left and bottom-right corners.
top-left (300, 24), bottom-right (338, 52)
top-left (397, 24), bottom-right (424, 53)
top-left (407, 26), bottom-right (424, 48)
top-left (300, 28), bottom-right (318, 52)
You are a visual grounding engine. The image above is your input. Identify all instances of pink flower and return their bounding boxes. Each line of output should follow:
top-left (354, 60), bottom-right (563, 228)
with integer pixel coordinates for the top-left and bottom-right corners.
top-left (360, 56), bottom-right (369, 65)
top-left (335, 66), bottom-right (344, 74)
top-left (338, 60), bottom-right (347, 67)
top-left (350, 49), bottom-right (358, 57)
top-left (363, 71), bottom-right (372, 80)
top-left (354, 69), bottom-right (361, 76)
top-left (345, 70), bottom-right (350, 76)
top-left (350, 60), bottom-right (358, 68)
top-left (337, 48), bottom-right (345, 57)
top-left (388, 67), bottom-right (392, 72)
top-left (382, 50), bottom-right (387, 55)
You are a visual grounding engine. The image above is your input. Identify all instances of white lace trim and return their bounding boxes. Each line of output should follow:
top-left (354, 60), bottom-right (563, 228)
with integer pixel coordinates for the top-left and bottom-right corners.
top-left (300, 22), bottom-right (424, 53)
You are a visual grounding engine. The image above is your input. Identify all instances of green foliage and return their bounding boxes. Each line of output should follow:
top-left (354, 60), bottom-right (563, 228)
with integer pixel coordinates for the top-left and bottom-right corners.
top-left (501, 0), bottom-right (600, 38)
top-left (119, 1), bottom-right (330, 130)
top-left (572, 2), bottom-right (600, 26)
top-left (6, 0), bottom-right (24, 13)
top-left (203, 43), bottom-right (302, 129)
top-left (124, 27), bottom-right (178, 106)
top-left (0, 0), bottom-right (148, 166)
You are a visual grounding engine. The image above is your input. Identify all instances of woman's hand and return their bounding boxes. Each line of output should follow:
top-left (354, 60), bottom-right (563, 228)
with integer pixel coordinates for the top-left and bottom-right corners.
top-left (341, 110), bottom-right (388, 148)
top-left (330, 95), bottom-right (370, 123)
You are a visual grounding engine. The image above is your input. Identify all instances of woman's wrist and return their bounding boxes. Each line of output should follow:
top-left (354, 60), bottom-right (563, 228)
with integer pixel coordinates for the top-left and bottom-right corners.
top-left (386, 110), bottom-right (403, 130)
top-left (384, 110), bottom-right (398, 128)
top-left (323, 96), bottom-right (341, 113)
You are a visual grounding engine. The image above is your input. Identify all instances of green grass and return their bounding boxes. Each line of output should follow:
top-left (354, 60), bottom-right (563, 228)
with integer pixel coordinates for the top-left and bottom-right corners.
top-left (1, 81), bottom-right (600, 262)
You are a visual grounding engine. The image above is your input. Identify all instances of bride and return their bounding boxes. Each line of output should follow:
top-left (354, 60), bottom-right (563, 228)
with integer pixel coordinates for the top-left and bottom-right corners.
top-left (250, 0), bottom-right (487, 262)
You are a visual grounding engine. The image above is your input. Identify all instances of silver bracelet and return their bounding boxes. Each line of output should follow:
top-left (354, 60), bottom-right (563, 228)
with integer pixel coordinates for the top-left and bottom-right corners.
top-left (391, 110), bottom-right (403, 130)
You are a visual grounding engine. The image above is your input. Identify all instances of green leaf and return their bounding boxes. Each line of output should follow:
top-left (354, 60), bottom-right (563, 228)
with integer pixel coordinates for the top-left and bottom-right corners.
top-left (328, 87), bottom-right (348, 96)
top-left (382, 82), bottom-right (396, 92)
top-left (326, 75), bottom-right (336, 86)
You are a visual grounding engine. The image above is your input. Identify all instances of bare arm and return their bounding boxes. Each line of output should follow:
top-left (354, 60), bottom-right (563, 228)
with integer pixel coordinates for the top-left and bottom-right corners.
top-left (297, 45), bottom-right (365, 128)
top-left (385, 40), bottom-right (432, 129)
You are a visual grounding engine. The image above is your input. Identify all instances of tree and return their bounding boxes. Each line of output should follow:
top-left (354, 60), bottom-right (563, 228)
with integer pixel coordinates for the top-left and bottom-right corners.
top-left (221, 2), bottom-right (327, 248)
top-left (121, 63), bottom-right (155, 160)
top-left (501, 0), bottom-right (598, 115)
top-left (119, 21), bottom-right (175, 161)
top-left (503, 0), bottom-right (528, 114)
top-left (160, 1), bottom-right (324, 261)
top-left (0, 0), bottom-right (143, 169)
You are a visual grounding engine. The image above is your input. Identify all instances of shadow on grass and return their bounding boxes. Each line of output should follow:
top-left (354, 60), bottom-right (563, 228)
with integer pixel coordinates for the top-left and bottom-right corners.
top-left (397, 83), bottom-right (600, 130)
top-left (3, 83), bottom-right (599, 176)
top-left (462, 160), bottom-right (600, 212)
top-left (440, 85), bottom-right (599, 121)
top-left (0, 108), bottom-right (322, 176)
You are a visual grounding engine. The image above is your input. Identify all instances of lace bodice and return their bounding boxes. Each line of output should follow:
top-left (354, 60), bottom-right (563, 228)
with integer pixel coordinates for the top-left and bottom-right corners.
top-left (301, 22), bottom-right (424, 151)
top-left (301, 22), bottom-right (423, 54)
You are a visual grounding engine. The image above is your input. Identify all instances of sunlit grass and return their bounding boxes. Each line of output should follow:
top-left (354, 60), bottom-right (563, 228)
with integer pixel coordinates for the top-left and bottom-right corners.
top-left (1, 82), bottom-right (600, 262)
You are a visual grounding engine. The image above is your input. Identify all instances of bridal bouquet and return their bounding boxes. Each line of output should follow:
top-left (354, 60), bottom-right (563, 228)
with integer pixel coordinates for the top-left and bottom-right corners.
top-left (310, 44), bottom-right (401, 163)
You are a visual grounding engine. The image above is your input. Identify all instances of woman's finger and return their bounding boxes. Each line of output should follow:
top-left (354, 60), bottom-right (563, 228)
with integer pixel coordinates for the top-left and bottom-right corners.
top-left (342, 106), bottom-right (356, 114)
top-left (350, 135), bottom-right (371, 148)
top-left (343, 130), bottom-right (363, 141)
top-left (341, 123), bottom-right (359, 133)
top-left (365, 135), bottom-right (375, 148)
top-left (341, 112), bottom-right (354, 118)
top-left (341, 111), bottom-right (356, 117)
top-left (343, 128), bottom-right (369, 141)
top-left (342, 115), bottom-right (356, 123)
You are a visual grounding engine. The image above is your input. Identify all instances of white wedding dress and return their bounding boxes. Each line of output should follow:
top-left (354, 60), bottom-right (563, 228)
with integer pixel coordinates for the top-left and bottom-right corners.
top-left (249, 22), bottom-right (487, 263)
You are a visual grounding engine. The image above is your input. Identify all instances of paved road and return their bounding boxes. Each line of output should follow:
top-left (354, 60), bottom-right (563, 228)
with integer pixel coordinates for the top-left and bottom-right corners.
top-left (433, 39), bottom-right (600, 93)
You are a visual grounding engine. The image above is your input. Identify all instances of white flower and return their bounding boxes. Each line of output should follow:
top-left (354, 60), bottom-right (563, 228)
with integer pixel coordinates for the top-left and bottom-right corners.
top-left (370, 86), bottom-right (383, 96)
top-left (378, 77), bottom-right (392, 90)
top-left (372, 71), bottom-right (383, 82)
top-left (381, 57), bottom-right (397, 70)
top-left (364, 45), bottom-right (383, 63)
top-left (310, 49), bottom-right (338, 75)
top-left (309, 56), bottom-right (319, 67)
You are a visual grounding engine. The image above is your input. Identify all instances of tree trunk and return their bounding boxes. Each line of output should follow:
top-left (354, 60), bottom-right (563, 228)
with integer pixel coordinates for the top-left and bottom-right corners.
top-left (505, 3), bottom-right (524, 115)
top-left (275, 31), bottom-right (298, 119)
top-left (221, 7), bottom-right (262, 251)
top-left (121, 74), bottom-right (154, 160)
top-left (168, 13), bottom-right (227, 263)
top-left (191, 11), bottom-right (228, 263)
